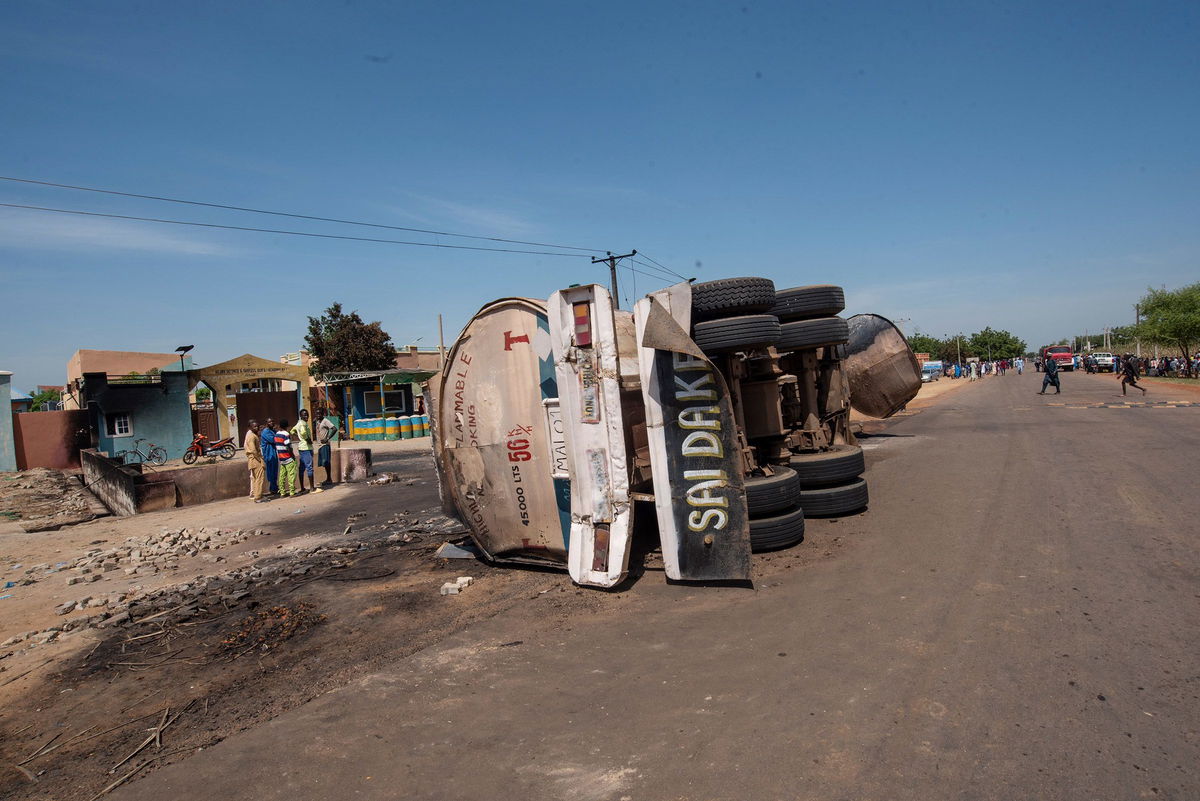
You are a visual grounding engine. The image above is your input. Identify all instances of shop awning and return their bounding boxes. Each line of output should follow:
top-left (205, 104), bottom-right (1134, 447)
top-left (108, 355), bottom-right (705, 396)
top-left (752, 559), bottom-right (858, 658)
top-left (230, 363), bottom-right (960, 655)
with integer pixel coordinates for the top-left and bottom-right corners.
top-left (322, 369), bottom-right (437, 385)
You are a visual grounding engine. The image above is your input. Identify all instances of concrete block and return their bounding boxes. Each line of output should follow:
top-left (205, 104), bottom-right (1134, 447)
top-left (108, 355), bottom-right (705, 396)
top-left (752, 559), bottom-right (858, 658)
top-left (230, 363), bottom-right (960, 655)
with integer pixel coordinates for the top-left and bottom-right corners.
top-left (439, 582), bottom-right (461, 595)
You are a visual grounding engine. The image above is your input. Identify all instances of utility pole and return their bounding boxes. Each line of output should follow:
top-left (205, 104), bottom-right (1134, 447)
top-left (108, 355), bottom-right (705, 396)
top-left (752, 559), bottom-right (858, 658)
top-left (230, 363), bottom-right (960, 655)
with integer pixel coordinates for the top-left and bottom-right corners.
top-left (1134, 304), bottom-right (1141, 358)
top-left (591, 250), bottom-right (637, 309)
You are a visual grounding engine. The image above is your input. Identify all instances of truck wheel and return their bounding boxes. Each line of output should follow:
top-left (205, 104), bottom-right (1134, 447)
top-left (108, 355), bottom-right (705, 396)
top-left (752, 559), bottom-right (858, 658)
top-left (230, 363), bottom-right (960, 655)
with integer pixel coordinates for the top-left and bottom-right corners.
top-left (693, 314), bottom-right (780, 353)
top-left (691, 277), bottom-right (777, 321)
top-left (749, 506), bottom-right (806, 552)
top-left (771, 285), bottom-right (845, 321)
top-left (798, 478), bottom-right (868, 517)
top-left (777, 317), bottom-right (849, 351)
top-left (788, 445), bottom-right (864, 487)
top-left (745, 466), bottom-right (801, 516)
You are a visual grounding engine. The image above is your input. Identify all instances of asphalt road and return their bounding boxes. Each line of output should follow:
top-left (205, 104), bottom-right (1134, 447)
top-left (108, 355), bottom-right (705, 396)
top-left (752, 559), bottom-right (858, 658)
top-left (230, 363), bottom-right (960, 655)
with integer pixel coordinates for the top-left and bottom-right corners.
top-left (116, 371), bottom-right (1200, 801)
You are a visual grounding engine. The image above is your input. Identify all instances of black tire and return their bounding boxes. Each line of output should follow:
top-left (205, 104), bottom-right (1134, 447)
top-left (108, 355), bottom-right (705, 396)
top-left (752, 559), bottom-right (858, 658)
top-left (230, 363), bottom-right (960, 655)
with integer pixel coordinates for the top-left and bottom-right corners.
top-left (772, 285), bottom-right (845, 321)
top-left (182, 449), bottom-right (198, 465)
top-left (147, 447), bottom-right (168, 466)
top-left (220, 443), bottom-right (236, 460)
top-left (745, 466), bottom-right (801, 516)
top-left (692, 314), bottom-right (780, 353)
top-left (749, 506), bottom-right (806, 552)
top-left (777, 316), bottom-right (849, 351)
top-left (798, 478), bottom-right (868, 517)
top-left (788, 445), bottom-right (864, 488)
top-left (691, 277), bottom-right (776, 322)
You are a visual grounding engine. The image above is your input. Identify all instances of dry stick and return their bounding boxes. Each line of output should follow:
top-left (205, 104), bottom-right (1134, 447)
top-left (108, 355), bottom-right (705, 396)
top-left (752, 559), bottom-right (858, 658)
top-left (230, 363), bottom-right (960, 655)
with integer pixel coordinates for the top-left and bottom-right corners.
top-left (12, 723), bottom-right (34, 735)
top-left (83, 640), bottom-right (104, 662)
top-left (117, 688), bottom-right (161, 714)
top-left (18, 731), bottom-right (63, 764)
top-left (130, 603), bottom-right (191, 625)
top-left (64, 710), bottom-right (162, 748)
top-left (0, 657), bottom-right (54, 687)
top-left (153, 707), bottom-right (168, 750)
top-left (123, 629), bottom-right (167, 644)
top-left (87, 745), bottom-right (195, 801)
top-left (21, 724), bottom-right (100, 763)
top-left (110, 701), bottom-right (192, 774)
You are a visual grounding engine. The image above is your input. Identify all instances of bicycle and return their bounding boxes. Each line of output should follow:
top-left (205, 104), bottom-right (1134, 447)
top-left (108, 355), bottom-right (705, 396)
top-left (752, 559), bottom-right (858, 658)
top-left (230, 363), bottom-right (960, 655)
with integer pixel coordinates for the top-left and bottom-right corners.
top-left (115, 438), bottom-right (168, 466)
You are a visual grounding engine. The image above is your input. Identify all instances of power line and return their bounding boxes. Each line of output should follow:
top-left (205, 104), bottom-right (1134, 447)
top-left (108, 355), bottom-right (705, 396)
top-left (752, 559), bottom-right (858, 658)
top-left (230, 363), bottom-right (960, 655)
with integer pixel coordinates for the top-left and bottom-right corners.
top-left (631, 257), bottom-right (682, 282)
top-left (0, 202), bottom-right (592, 257)
top-left (0, 175), bottom-right (607, 253)
top-left (635, 250), bottom-right (686, 280)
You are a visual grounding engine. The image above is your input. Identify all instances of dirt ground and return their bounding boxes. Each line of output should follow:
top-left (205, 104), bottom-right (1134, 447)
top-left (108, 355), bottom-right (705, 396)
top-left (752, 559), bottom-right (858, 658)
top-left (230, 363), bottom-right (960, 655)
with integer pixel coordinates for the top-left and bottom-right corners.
top-left (0, 432), bottom-right (869, 800)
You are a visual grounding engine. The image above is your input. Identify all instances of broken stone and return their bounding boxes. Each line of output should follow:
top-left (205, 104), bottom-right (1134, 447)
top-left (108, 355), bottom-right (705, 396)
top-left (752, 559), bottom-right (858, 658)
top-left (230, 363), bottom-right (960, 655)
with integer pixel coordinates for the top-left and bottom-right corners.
top-left (55, 600), bottom-right (77, 615)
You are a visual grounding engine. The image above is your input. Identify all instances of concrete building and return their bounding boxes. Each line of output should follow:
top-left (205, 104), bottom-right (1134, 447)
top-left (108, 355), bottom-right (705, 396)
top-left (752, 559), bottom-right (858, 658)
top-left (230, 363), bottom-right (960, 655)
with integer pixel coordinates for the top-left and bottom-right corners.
top-left (0, 371), bottom-right (16, 472)
top-left (79, 371), bottom-right (194, 462)
top-left (63, 350), bottom-right (194, 409)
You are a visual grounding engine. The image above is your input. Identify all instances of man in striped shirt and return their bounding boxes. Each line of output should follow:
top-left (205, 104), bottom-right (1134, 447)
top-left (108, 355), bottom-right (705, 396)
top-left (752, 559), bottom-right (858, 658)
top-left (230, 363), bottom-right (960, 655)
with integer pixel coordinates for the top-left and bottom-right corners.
top-left (274, 419), bottom-right (298, 497)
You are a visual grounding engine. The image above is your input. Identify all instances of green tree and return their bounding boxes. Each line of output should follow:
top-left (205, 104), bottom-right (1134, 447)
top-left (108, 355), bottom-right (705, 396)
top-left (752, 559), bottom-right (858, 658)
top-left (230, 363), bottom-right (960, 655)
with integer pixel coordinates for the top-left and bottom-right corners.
top-left (906, 334), bottom-right (943, 358)
top-left (967, 327), bottom-right (1026, 361)
top-left (304, 303), bottom-right (398, 379)
top-left (1136, 283), bottom-right (1200, 377)
top-left (29, 388), bottom-right (61, 411)
top-left (195, 387), bottom-right (212, 402)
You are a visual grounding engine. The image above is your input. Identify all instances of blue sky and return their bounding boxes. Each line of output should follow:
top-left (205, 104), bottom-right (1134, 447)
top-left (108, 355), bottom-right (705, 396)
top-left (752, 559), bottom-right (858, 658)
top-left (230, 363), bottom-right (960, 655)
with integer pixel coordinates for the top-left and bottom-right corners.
top-left (2, 0), bottom-right (1197, 385)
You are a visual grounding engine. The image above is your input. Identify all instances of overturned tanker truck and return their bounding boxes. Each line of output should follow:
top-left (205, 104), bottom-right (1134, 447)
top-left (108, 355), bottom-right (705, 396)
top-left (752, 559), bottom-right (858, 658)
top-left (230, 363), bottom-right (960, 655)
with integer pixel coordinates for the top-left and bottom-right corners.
top-left (428, 277), bottom-right (920, 588)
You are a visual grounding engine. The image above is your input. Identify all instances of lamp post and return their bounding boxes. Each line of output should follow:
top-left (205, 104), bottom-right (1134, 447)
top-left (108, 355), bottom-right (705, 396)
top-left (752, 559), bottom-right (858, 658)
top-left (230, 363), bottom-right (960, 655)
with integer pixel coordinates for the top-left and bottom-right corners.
top-left (175, 345), bottom-right (194, 374)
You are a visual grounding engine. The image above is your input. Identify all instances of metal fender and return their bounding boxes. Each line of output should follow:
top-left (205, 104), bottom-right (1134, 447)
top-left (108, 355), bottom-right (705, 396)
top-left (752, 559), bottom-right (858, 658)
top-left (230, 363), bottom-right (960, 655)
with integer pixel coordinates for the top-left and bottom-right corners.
top-left (635, 283), bottom-right (752, 581)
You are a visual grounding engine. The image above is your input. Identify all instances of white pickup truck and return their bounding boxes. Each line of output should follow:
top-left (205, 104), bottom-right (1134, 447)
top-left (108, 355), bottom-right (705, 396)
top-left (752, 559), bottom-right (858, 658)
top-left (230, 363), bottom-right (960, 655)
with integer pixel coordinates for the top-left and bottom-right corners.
top-left (1090, 352), bottom-right (1116, 372)
top-left (430, 277), bottom-right (920, 588)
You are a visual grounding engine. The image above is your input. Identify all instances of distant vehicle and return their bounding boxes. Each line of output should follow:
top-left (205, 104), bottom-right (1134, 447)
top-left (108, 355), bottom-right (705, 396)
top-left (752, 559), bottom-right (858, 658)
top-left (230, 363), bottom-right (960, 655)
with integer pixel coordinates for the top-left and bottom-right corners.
top-left (1091, 352), bottom-right (1115, 372)
top-left (921, 360), bottom-right (943, 382)
top-left (1042, 345), bottom-right (1075, 371)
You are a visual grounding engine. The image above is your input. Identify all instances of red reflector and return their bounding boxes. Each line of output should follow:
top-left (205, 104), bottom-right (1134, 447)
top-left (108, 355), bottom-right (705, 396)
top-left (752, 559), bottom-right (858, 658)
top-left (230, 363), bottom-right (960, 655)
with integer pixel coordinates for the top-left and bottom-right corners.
top-left (573, 301), bottom-right (592, 347)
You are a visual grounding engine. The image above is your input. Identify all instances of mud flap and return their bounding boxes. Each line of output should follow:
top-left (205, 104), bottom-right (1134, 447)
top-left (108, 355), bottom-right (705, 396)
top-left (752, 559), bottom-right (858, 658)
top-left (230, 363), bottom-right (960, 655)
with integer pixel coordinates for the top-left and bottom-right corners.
top-left (634, 284), bottom-right (752, 581)
top-left (548, 286), bottom-right (633, 588)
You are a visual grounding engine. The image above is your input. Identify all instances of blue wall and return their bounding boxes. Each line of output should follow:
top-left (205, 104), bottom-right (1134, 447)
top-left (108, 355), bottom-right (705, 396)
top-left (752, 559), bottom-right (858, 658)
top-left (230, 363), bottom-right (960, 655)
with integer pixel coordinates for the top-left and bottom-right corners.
top-left (84, 372), bottom-right (194, 462)
top-left (0, 372), bottom-right (15, 471)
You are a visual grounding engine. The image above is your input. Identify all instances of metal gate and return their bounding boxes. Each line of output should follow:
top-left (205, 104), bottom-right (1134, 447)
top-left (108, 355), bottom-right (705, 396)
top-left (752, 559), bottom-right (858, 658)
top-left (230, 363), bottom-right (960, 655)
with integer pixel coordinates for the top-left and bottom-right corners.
top-left (234, 391), bottom-right (301, 446)
top-left (191, 405), bottom-right (220, 442)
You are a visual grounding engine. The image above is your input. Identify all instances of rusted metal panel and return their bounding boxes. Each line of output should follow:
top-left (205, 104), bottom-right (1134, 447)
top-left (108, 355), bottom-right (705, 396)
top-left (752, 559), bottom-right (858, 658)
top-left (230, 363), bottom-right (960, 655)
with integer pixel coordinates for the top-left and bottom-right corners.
top-left (635, 284), bottom-right (752, 582)
top-left (434, 298), bottom-right (570, 563)
top-left (843, 314), bottom-right (922, 419)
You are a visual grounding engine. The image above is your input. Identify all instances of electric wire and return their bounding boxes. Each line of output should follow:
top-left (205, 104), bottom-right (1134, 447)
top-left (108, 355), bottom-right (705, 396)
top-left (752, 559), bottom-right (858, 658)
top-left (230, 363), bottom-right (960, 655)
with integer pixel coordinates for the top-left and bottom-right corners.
top-left (631, 257), bottom-right (683, 283)
top-left (0, 175), bottom-right (607, 253)
top-left (635, 250), bottom-right (687, 280)
top-left (0, 202), bottom-right (592, 257)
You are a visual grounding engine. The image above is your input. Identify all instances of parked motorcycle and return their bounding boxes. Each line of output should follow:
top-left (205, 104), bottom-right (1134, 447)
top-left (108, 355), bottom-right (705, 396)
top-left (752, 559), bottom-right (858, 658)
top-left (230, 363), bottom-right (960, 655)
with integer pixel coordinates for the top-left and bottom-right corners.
top-left (182, 433), bottom-right (237, 464)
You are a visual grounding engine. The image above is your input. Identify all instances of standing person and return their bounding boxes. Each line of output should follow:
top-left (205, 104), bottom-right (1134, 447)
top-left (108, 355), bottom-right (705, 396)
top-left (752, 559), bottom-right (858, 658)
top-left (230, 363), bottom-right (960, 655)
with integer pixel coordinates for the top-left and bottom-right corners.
top-left (274, 419), bottom-right (297, 497)
top-left (969, 362), bottom-right (978, 381)
top-left (1039, 353), bottom-right (1061, 394)
top-left (315, 409), bottom-right (337, 488)
top-left (291, 409), bottom-right (315, 494)
top-left (244, 419), bottom-right (267, 502)
top-left (1016, 357), bottom-right (1024, 375)
top-left (260, 418), bottom-right (278, 496)
top-left (1120, 353), bottom-right (1147, 396)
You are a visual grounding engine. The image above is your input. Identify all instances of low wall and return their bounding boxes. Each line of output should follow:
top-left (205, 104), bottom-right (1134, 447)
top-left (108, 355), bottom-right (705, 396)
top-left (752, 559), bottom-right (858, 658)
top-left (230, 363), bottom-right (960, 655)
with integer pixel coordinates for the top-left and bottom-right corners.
top-left (14, 409), bottom-right (89, 470)
top-left (80, 449), bottom-right (139, 516)
top-left (162, 460), bottom-right (248, 506)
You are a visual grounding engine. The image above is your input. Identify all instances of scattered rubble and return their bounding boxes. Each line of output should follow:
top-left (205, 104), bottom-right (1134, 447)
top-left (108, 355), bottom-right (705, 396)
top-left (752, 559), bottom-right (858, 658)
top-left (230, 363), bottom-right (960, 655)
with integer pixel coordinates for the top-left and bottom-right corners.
top-left (0, 468), bottom-right (109, 530)
top-left (1, 511), bottom-right (474, 659)
top-left (440, 575), bottom-right (475, 595)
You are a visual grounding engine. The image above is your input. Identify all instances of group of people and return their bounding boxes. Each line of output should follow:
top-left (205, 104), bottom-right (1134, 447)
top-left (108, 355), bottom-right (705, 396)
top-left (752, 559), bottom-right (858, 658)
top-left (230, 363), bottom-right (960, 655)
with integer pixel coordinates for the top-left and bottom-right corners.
top-left (943, 358), bottom-right (1023, 380)
top-left (242, 409), bottom-right (338, 502)
top-left (1039, 353), bottom-right (1149, 396)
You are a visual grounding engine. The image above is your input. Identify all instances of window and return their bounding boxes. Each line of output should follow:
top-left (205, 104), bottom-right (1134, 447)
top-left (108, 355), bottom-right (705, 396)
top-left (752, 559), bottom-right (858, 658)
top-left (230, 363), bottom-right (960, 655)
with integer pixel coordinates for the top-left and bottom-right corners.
top-left (106, 412), bottom-right (132, 438)
top-left (364, 389), bottom-right (409, 415)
